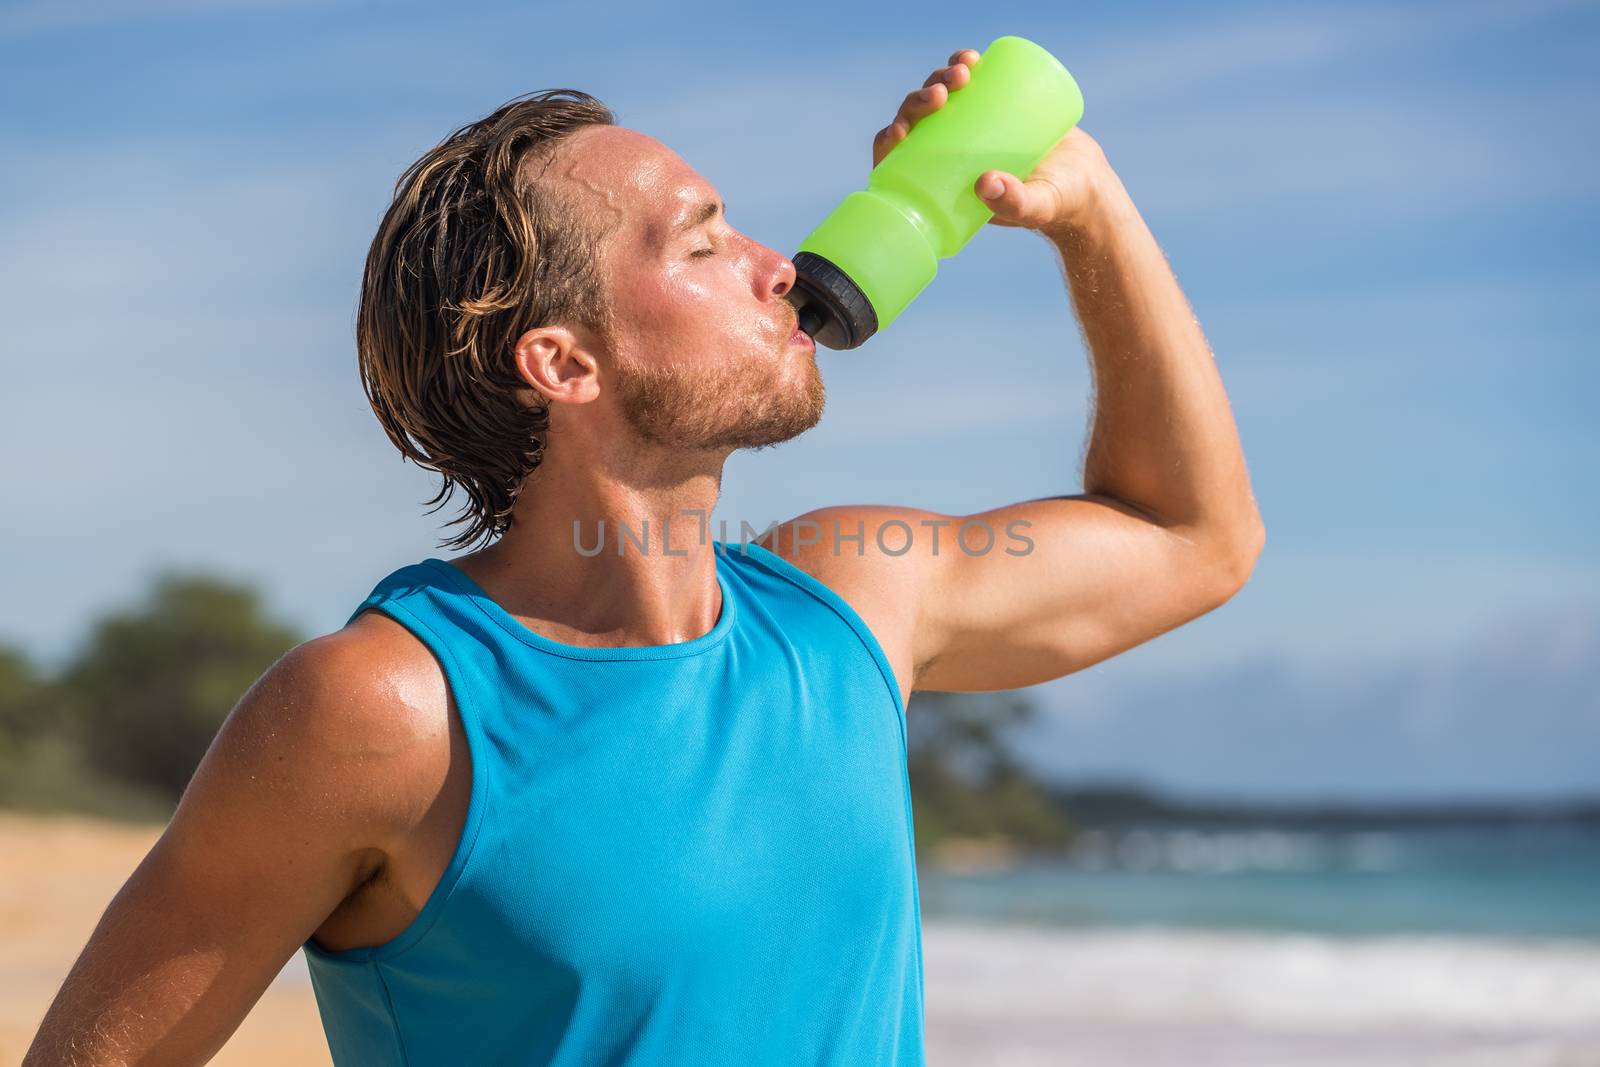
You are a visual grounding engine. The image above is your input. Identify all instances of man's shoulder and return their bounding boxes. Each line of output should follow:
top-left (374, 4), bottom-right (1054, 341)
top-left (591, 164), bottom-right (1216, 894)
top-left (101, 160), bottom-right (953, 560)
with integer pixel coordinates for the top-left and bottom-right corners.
top-left (259, 608), bottom-right (442, 709)
top-left (229, 611), bottom-right (453, 826)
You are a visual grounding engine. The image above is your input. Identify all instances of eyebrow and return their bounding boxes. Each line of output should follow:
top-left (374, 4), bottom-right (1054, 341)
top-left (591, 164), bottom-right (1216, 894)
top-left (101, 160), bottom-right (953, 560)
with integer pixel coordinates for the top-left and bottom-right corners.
top-left (674, 198), bottom-right (725, 234)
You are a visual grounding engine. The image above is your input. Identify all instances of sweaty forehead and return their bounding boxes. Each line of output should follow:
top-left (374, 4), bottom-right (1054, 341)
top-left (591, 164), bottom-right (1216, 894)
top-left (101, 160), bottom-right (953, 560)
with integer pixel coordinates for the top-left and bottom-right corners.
top-left (543, 125), bottom-right (712, 250)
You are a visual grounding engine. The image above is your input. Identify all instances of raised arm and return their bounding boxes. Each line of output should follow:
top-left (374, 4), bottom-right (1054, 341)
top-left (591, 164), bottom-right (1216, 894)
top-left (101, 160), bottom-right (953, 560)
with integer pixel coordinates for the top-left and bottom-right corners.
top-left (22, 614), bottom-right (445, 1066)
top-left (766, 48), bottom-right (1264, 695)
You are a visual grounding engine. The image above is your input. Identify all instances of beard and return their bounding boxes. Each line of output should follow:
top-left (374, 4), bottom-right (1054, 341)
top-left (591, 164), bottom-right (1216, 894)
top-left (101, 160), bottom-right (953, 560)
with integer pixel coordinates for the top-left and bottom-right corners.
top-left (613, 345), bottom-right (825, 451)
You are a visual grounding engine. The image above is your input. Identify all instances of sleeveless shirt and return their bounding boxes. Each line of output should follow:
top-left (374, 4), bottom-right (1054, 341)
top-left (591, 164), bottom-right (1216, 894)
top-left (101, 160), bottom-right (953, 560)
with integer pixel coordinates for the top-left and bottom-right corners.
top-left (300, 539), bottom-right (925, 1065)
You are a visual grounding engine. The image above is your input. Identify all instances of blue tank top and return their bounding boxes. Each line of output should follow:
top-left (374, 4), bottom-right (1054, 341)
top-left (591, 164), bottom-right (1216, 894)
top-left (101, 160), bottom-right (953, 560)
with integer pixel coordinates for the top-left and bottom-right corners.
top-left (301, 539), bottom-right (925, 1065)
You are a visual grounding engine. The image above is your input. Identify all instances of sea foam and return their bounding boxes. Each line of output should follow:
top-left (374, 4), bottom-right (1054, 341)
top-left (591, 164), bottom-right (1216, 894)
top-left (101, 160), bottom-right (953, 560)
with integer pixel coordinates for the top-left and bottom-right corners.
top-left (922, 921), bottom-right (1600, 1066)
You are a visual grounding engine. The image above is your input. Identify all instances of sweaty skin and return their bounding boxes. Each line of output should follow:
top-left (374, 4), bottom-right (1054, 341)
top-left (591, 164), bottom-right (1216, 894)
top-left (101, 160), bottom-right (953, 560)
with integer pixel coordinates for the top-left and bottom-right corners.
top-left (25, 48), bottom-right (1262, 1066)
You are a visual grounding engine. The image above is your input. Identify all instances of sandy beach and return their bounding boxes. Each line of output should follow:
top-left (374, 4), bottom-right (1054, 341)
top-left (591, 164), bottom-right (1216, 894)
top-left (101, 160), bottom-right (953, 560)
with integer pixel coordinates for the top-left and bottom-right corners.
top-left (5, 812), bottom-right (1599, 1066)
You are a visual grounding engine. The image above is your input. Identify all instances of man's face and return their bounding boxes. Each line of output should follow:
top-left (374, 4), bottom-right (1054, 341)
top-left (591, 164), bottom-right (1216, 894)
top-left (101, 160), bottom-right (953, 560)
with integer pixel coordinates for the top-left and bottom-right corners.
top-left (551, 125), bottom-right (824, 452)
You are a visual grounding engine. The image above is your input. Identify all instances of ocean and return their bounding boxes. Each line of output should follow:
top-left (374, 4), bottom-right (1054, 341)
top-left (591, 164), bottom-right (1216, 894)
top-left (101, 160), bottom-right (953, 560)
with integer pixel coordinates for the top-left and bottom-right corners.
top-left (917, 822), bottom-right (1600, 939)
top-left (914, 823), bottom-right (1600, 1064)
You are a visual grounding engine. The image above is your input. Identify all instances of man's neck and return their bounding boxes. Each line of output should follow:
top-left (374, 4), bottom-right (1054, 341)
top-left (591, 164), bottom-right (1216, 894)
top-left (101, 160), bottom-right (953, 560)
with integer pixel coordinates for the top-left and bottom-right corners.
top-left (448, 461), bottom-right (727, 650)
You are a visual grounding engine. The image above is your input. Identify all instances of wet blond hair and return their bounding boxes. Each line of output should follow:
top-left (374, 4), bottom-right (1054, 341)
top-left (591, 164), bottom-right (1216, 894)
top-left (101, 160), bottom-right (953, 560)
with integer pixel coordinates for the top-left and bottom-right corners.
top-left (357, 89), bottom-right (618, 549)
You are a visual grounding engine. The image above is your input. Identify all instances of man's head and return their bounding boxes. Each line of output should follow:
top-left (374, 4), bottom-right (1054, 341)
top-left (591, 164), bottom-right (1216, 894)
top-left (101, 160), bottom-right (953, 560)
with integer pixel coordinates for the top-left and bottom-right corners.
top-left (358, 90), bottom-right (823, 549)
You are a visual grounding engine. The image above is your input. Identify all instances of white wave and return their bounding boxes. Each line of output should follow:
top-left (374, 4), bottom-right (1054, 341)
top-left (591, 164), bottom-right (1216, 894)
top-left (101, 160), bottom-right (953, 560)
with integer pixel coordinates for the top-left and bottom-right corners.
top-left (1065, 828), bottom-right (1408, 874)
top-left (923, 920), bottom-right (1600, 1067)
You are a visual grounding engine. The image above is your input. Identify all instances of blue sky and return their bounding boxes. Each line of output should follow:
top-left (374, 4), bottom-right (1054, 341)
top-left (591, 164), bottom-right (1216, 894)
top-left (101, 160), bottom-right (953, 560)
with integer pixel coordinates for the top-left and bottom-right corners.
top-left (1, 0), bottom-right (1595, 797)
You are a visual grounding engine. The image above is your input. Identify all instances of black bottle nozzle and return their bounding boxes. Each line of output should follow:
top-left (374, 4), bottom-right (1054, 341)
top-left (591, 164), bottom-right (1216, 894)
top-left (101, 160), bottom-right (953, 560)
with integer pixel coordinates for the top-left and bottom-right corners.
top-left (796, 303), bottom-right (827, 341)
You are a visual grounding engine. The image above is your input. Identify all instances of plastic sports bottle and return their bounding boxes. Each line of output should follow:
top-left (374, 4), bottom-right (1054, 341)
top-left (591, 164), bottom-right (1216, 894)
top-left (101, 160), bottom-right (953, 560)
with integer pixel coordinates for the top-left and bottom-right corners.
top-left (786, 35), bottom-right (1084, 350)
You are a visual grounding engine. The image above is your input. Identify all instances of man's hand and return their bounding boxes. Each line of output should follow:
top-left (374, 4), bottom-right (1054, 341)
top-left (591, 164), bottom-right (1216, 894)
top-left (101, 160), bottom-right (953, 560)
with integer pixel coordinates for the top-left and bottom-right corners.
top-left (871, 47), bottom-right (1114, 240)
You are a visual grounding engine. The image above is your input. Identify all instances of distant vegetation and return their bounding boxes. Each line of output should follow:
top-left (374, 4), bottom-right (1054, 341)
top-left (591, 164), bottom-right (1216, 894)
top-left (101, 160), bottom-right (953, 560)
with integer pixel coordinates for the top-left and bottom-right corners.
top-left (0, 574), bottom-right (300, 822)
top-left (905, 689), bottom-right (1075, 856)
top-left (0, 572), bottom-right (1078, 860)
top-left (1046, 784), bottom-right (1600, 830)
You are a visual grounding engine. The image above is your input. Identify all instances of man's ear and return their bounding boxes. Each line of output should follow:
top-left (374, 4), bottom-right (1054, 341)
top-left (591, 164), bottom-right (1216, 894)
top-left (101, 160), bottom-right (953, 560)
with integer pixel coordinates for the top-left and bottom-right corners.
top-left (513, 324), bottom-right (603, 405)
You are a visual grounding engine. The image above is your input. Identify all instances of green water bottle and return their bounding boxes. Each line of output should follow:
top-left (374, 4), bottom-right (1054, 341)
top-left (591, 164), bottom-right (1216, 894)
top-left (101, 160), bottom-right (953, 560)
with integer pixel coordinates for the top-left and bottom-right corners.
top-left (788, 35), bottom-right (1084, 350)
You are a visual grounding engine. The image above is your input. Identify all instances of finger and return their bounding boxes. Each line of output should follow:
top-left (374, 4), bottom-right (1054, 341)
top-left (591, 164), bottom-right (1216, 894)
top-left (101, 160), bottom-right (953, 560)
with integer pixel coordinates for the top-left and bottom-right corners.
top-left (976, 171), bottom-right (1024, 220)
top-left (895, 82), bottom-right (946, 128)
top-left (976, 170), bottom-right (1065, 230)
top-left (872, 112), bottom-right (917, 167)
top-left (922, 61), bottom-right (970, 90)
top-left (873, 87), bottom-right (940, 168)
top-left (978, 171), bottom-right (1042, 222)
top-left (875, 61), bottom-right (971, 168)
top-left (947, 48), bottom-right (980, 67)
top-left (872, 122), bottom-right (906, 167)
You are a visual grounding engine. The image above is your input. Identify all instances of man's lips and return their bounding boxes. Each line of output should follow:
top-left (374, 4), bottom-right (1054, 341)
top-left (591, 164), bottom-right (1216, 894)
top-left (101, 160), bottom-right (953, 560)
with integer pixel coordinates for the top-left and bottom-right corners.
top-left (790, 323), bottom-right (815, 351)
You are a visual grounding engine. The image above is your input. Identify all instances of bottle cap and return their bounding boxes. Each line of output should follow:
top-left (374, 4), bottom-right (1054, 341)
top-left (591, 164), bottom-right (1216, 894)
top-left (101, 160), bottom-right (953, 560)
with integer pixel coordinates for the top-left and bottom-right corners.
top-left (789, 252), bottom-right (877, 350)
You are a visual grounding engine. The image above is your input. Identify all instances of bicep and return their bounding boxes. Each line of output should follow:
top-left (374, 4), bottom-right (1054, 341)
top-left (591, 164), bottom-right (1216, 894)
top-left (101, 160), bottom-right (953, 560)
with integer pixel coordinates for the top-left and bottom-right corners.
top-left (23, 635), bottom-right (409, 1066)
top-left (914, 494), bottom-right (1240, 691)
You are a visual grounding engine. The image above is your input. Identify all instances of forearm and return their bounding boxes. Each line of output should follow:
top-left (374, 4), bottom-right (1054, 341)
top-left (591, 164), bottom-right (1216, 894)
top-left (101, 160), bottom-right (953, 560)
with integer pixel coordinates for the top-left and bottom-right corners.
top-left (1051, 171), bottom-right (1261, 555)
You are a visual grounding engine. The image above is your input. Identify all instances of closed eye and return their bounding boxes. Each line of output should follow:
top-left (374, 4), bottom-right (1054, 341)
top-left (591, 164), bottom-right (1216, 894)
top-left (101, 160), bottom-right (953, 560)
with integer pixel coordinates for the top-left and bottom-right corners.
top-left (690, 248), bottom-right (716, 258)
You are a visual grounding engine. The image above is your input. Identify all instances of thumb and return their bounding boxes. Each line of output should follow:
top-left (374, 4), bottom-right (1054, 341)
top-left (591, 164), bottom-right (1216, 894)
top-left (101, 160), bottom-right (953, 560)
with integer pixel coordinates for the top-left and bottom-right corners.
top-left (976, 170), bottom-right (1056, 230)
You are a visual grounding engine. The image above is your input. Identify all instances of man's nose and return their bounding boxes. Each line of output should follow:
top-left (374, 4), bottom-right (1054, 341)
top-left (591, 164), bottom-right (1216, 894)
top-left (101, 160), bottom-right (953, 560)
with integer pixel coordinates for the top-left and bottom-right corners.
top-left (764, 247), bottom-right (797, 301)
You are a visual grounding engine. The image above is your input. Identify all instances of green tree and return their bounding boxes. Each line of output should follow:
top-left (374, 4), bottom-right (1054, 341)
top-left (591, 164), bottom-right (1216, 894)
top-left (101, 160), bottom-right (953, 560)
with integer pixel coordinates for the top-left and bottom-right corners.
top-left (0, 645), bottom-right (51, 759)
top-left (57, 574), bottom-right (302, 801)
top-left (906, 689), bottom-right (1074, 853)
top-left (1, 643), bottom-right (172, 820)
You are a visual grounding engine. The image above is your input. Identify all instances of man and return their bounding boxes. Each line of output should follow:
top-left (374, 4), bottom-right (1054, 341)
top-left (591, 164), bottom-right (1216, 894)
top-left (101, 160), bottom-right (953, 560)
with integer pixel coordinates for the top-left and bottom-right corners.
top-left (26, 47), bottom-right (1262, 1066)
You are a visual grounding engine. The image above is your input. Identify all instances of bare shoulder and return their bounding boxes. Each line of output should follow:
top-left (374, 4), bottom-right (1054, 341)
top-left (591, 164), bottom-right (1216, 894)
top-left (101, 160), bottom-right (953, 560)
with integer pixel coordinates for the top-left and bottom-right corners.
top-left (221, 608), bottom-right (452, 854)
top-left (158, 607), bottom-right (461, 947)
top-left (755, 505), bottom-right (947, 706)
